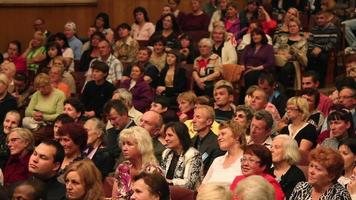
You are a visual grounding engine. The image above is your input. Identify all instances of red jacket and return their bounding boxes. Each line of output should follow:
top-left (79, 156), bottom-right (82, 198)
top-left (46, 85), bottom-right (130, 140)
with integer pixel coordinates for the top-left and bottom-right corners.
top-left (3, 152), bottom-right (31, 186)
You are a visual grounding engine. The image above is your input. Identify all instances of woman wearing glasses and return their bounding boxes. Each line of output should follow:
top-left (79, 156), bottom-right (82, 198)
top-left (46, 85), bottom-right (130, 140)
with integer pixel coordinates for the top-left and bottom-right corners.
top-left (230, 144), bottom-right (285, 200)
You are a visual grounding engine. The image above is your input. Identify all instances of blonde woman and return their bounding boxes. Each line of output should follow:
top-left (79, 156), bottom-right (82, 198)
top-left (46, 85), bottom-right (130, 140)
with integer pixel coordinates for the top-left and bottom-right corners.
top-left (22, 31), bottom-right (46, 77)
top-left (112, 126), bottom-right (161, 200)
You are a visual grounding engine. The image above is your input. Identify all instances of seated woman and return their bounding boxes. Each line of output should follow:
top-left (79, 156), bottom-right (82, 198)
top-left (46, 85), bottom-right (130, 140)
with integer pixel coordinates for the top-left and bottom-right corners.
top-left (4, 40), bottom-right (27, 75)
top-left (176, 91), bottom-right (197, 122)
top-left (202, 120), bottom-right (245, 185)
top-left (22, 31), bottom-right (46, 79)
top-left (178, 33), bottom-right (197, 64)
top-left (149, 36), bottom-right (167, 72)
top-left (237, 20), bottom-right (273, 51)
top-left (63, 98), bottom-right (86, 123)
top-left (57, 122), bottom-right (87, 174)
top-left (1, 61), bottom-right (17, 93)
top-left (239, 0), bottom-right (259, 29)
top-left (161, 122), bottom-right (203, 190)
top-left (208, 0), bottom-right (229, 33)
top-left (233, 105), bottom-right (254, 141)
top-left (83, 117), bottom-right (115, 178)
top-left (230, 144), bottom-right (285, 200)
top-left (112, 126), bottom-right (161, 199)
top-left (150, 13), bottom-right (180, 50)
top-left (156, 50), bottom-right (187, 104)
top-left (131, 7), bottom-right (155, 42)
top-left (78, 31), bottom-right (105, 72)
top-left (338, 139), bottom-right (356, 186)
top-left (273, 7), bottom-right (300, 39)
top-left (64, 159), bottom-right (104, 200)
top-left (192, 38), bottom-right (222, 96)
top-left (41, 41), bottom-right (62, 73)
top-left (268, 135), bottom-right (306, 199)
top-left (211, 23), bottom-right (238, 65)
top-left (53, 32), bottom-right (74, 72)
top-left (224, 1), bottom-right (246, 41)
top-left (94, 12), bottom-right (114, 43)
top-left (11, 73), bottom-right (33, 111)
top-left (114, 23), bottom-right (139, 65)
top-left (53, 113), bottom-right (74, 141)
top-left (321, 108), bottom-right (354, 150)
top-left (273, 17), bottom-right (307, 88)
top-left (239, 28), bottom-right (275, 88)
top-left (3, 128), bottom-right (34, 186)
top-left (50, 56), bottom-right (76, 94)
top-left (120, 64), bottom-right (154, 113)
top-left (279, 97), bottom-right (318, 163)
top-left (49, 64), bottom-right (71, 98)
top-left (131, 172), bottom-right (170, 200)
top-left (290, 147), bottom-right (351, 199)
top-left (23, 73), bottom-right (65, 132)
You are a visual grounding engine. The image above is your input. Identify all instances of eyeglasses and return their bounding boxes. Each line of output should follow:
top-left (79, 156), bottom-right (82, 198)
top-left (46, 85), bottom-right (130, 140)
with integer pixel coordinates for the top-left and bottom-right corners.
top-left (285, 107), bottom-right (300, 112)
top-left (240, 157), bottom-right (261, 164)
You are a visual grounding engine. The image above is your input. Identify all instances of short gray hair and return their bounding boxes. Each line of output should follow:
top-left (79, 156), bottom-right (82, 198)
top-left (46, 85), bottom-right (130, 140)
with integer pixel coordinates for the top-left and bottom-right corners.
top-left (234, 175), bottom-right (275, 200)
top-left (113, 88), bottom-right (133, 108)
top-left (199, 38), bottom-right (213, 48)
top-left (273, 135), bottom-right (300, 165)
top-left (8, 128), bottom-right (35, 152)
top-left (64, 21), bottom-right (77, 33)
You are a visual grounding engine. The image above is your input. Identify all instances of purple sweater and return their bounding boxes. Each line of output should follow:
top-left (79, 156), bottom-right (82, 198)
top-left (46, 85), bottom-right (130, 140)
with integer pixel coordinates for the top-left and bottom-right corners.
top-left (239, 44), bottom-right (275, 72)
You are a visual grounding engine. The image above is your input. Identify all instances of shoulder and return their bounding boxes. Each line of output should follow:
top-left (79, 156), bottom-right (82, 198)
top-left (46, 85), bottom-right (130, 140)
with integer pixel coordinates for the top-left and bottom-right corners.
top-left (185, 147), bottom-right (200, 157)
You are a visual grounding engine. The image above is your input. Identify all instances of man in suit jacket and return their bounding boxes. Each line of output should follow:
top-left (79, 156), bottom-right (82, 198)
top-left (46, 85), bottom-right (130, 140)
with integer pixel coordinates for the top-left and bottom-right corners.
top-left (191, 105), bottom-right (225, 174)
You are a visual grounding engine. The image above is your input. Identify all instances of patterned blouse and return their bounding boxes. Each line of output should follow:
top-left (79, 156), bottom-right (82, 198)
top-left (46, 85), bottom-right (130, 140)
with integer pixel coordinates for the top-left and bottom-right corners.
top-left (160, 147), bottom-right (203, 190)
top-left (289, 181), bottom-right (352, 200)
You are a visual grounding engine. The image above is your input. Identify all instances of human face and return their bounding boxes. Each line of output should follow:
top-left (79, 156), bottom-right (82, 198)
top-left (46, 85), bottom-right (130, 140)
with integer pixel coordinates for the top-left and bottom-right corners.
top-left (339, 144), bottom-right (356, 171)
top-left (1, 65), bottom-right (13, 79)
top-left (226, 6), bottom-right (238, 18)
top-left (108, 108), bottom-right (127, 130)
top-left (47, 46), bottom-right (59, 58)
top-left (270, 137), bottom-right (285, 164)
top-left (65, 171), bottom-right (86, 200)
top-left (32, 34), bottom-right (43, 48)
top-left (150, 102), bottom-right (167, 114)
top-left (302, 76), bottom-right (318, 89)
top-left (119, 28), bottom-right (130, 39)
top-left (55, 38), bottom-right (65, 48)
top-left (12, 185), bottom-right (35, 200)
top-left (59, 135), bottom-right (80, 157)
top-left (168, 0), bottom-right (178, 11)
top-left (178, 99), bottom-right (194, 113)
top-left (95, 17), bottom-right (105, 28)
top-left (190, 0), bottom-right (200, 12)
top-left (64, 27), bottom-right (74, 39)
top-left (247, 2), bottom-right (258, 12)
top-left (7, 131), bottom-right (29, 155)
top-left (286, 8), bottom-right (298, 19)
top-left (198, 43), bottom-right (211, 57)
top-left (166, 53), bottom-right (177, 66)
top-left (3, 113), bottom-right (19, 134)
top-left (33, 19), bottom-right (45, 32)
top-left (162, 6), bottom-right (172, 16)
top-left (302, 94), bottom-right (316, 111)
top-left (137, 50), bottom-right (150, 63)
top-left (192, 108), bottom-right (212, 132)
top-left (250, 90), bottom-right (267, 111)
top-left (131, 179), bottom-right (159, 200)
top-left (241, 153), bottom-right (264, 176)
top-left (214, 88), bottom-right (231, 107)
top-left (130, 66), bottom-right (143, 80)
top-left (220, 0), bottom-right (228, 10)
top-left (64, 104), bottom-right (80, 120)
top-left (162, 15), bottom-right (173, 30)
top-left (135, 12), bottom-right (145, 23)
top-left (153, 42), bottom-right (165, 54)
top-left (90, 35), bottom-right (101, 47)
top-left (288, 21), bottom-right (300, 35)
top-left (258, 80), bottom-right (273, 97)
top-left (252, 33), bottom-right (262, 44)
top-left (234, 111), bottom-right (248, 126)
top-left (139, 111), bottom-right (159, 136)
top-left (338, 88), bottom-right (356, 109)
top-left (315, 14), bottom-right (327, 27)
top-left (218, 127), bottom-right (237, 151)
top-left (212, 29), bottom-right (225, 44)
top-left (91, 69), bottom-right (106, 82)
top-left (7, 43), bottom-right (19, 58)
top-left (250, 118), bottom-right (269, 143)
top-left (87, 27), bottom-right (96, 38)
top-left (329, 120), bottom-right (350, 138)
top-left (28, 143), bottom-right (60, 178)
top-left (285, 104), bottom-right (302, 120)
top-left (84, 120), bottom-right (101, 146)
top-left (14, 79), bottom-right (26, 92)
top-left (98, 41), bottom-right (111, 57)
top-left (165, 127), bottom-right (182, 152)
top-left (180, 38), bottom-right (191, 48)
top-left (121, 138), bottom-right (140, 160)
top-left (37, 84), bottom-right (52, 96)
top-left (49, 68), bottom-right (62, 82)
top-left (53, 121), bottom-right (62, 140)
top-left (308, 161), bottom-right (333, 187)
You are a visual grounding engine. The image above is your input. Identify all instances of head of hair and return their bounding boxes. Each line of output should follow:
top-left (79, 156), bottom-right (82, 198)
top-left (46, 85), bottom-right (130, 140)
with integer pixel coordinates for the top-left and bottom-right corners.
top-left (133, 7), bottom-right (150, 23)
top-left (33, 31), bottom-right (46, 46)
top-left (244, 144), bottom-right (272, 171)
top-left (197, 183), bottom-right (232, 200)
top-left (14, 72), bottom-right (28, 84)
top-left (85, 118), bottom-right (106, 140)
top-left (64, 98), bottom-right (85, 115)
top-left (64, 21), bottom-right (77, 33)
top-left (8, 128), bottom-right (35, 152)
top-left (235, 105), bottom-right (254, 122)
top-left (156, 13), bottom-right (180, 33)
top-left (309, 147), bottom-right (344, 182)
top-left (138, 46), bottom-right (153, 57)
top-left (339, 138), bottom-right (356, 155)
top-left (133, 172), bottom-right (170, 200)
top-left (153, 95), bottom-right (170, 108)
top-left (302, 70), bottom-right (319, 83)
top-left (219, 120), bottom-right (247, 148)
top-left (250, 28), bottom-right (268, 46)
top-left (195, 105), bottom-right (216, 121)
top-left (45, 41), bottom-right (62, 57)
top-left (151, 35), bottom-right (167, 46)
top-left (165, 49), bottom-right (182, 65)
top-left (119, 126), bottom-right (158, 165)
top-left (196, 96), bottom-right (213, 106)
top-left (8, 40), bottom-right (22, 54)
top-left (54, 32), bottom-right (70, 48)
top-left (117, 23), bottom-right (131, 31)
top-left (95, 12), bottom-right (110, 29)
top-left (4, 110), bottom-right (21, 126)
top-left (34, 73), bottom-right (51, 88)
top-left (199, 38), bottom-right (214, 49)
top-left (164, 122), bottom-right (191, 152)
top-left (131, 63), bottom-right (145, 75)
top-left (300, 88), bottom-right (320, 109)
top-left (288, 16), bottom-right (302, 29)
top-left (13, 178), bottom-right (45, 200)
top-left (327, 108), bottom-right (355, 137)
top-left (227, 1), bottom-right (240, 10)
top-left (258, 73), bottom-right (275, 87)
top-left (336, 78), bottom-right (356, 92)
top-left (90, 31), bottom-right (106, 42)
top-left (91, 60), bottom-right (109, 75)
top-left (287, 96), bottom-right (310, 121)
top-left (234, 175), bottom-right (275, 200)
top-left (0, 73), bottom-right (10, 88)
top-left (57, 122), bottom-right (87, 152)
top-left (103, 99), bottom-right (128, 116)
top-left (273, 135), bottom-right (300, 165)
top-left (211, 23), bottom-right (228, 41)
top-left (113, 88), bottom-right (133, 108)
top-left (253, 110), bottom-right (273, 131)
top-left (177, 91), bottom-right (197, 105)
top-left (64, 159), bottom-right (103, 199)
top-left (41, 140), bottom-right (65, 164)
top-left (214, 84), bottom-right (234, 96)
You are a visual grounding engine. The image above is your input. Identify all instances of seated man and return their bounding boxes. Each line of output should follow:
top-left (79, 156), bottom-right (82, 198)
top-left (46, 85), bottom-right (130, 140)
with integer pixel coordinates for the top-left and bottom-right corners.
top-left (213, 83), bottom-right (235, 123)
top-left (307, 11), bottom-right (338, 87)
top-left (248, 110), bottom-right (274, 149)
top-left (250, 87), bottom-right (281, 123)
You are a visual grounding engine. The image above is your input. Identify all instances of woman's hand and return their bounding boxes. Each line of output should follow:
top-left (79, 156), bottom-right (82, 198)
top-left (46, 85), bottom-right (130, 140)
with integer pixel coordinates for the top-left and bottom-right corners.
top-left (156, 86), bottom-right (166, 95)
top-left (179, 113), bottom-right (189, 122)
top-left (196, 78), bottom-right (206, 89)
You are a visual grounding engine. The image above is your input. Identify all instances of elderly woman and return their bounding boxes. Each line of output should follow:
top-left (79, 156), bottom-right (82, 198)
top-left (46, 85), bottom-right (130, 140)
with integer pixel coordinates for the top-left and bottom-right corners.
top-left (120, 64), bottom-right (154, 112)
top-left (4, 40), bottom-right (27, 74)
top-left (230, 144), bottom-right (285, 200)
top-left (338, 139), bottom-right (356, 186)
top-left (161, 122), bottom-right (203, 189)
top-left (83, 118), bottom-right (114, 178)
top-left (211, 23), bottom-right (238, 65)
top-left (268, 135), bottom-right (306, 198)
top-left (3, 128), bottom-right (34, 186)
top-left (64, 159), bottom-right (104, 200)
top-left (57, 122), bottom-right (87, 174)
top-left (193, 38), bottom-right (222, 96)
top-left (290, 147), bottom-right (352, 199)
top-left (274, 17), bottom-right (307, 88)
top-left (280, 96), bottom-right (318, 161)
top-left (22, 31), bottom-right (46, 77)
top-left (23, 73), bottom-right (65, 131)
top-left (94, 12), bottom-right (114, 43)
top-left (203, 121), bottom-right (245, 185)
top-left (131, 7), bottom-right (155, 42)
top-left (114, 23), bottom-right (139, 65)
top-left (111, 126), bottom-right (160, 199)
top-left (0, 73), bottom-right (17, 125)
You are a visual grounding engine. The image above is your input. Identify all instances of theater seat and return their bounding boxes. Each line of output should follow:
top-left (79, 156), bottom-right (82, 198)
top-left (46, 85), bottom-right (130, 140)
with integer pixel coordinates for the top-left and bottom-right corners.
top-left (169, 185), bottom-right (195, 200)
